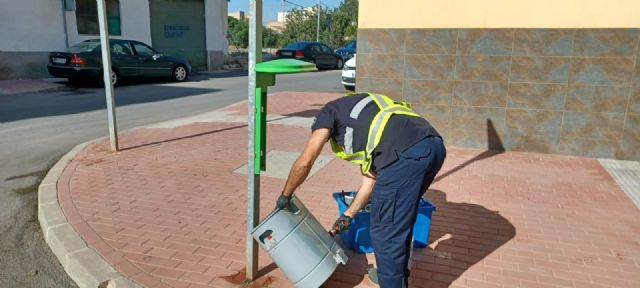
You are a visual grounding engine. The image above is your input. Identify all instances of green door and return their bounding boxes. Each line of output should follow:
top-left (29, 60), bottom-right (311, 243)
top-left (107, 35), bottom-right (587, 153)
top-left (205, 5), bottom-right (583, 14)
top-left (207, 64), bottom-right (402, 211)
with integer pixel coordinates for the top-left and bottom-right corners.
top-left (149, 0), bottom-right (207, 71)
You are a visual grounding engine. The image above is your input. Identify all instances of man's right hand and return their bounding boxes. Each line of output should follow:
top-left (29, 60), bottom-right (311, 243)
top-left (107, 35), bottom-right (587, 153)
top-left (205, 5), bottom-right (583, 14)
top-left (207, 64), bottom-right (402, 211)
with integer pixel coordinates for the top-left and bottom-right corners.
top-left (275, 193), bottom-right (291, 210)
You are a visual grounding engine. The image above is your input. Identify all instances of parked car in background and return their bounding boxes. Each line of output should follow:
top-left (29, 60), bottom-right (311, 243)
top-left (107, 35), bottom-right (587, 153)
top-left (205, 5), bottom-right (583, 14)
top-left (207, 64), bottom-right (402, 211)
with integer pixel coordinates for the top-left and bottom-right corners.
top-left (335, 40), bottom-right (356, 60)
top-left (275, 41), bottom-right (344, 70)
top-left (341, 55), bottom-right (356, 91)
top-left (48, 39), bottom-right (191, 86)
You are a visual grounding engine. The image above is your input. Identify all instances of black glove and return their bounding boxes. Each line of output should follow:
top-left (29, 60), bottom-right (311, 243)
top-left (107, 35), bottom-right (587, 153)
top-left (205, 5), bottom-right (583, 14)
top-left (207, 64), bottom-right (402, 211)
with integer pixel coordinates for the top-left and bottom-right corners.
top-left (331, 214), bottom-right (352, 234)
top-left (275, 193), bottom-right (292, 210)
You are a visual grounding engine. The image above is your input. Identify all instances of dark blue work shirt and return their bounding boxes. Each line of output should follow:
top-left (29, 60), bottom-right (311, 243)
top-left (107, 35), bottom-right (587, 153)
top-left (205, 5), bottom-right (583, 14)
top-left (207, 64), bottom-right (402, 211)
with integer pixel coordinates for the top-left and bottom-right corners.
top-left (311, 93), bottom-right (441, 172)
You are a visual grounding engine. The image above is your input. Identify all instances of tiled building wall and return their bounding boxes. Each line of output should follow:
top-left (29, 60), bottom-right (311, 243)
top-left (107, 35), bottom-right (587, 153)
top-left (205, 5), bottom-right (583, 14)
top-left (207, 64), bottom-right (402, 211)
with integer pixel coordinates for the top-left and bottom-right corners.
top-left (356, 29), bottom-right (640, 160)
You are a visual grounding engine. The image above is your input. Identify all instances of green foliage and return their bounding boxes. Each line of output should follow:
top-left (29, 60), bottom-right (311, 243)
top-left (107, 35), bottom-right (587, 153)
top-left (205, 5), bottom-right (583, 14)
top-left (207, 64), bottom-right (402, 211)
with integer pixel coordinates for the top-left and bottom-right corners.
top-left (263, 28), bottom-right (279, 48)
top-left (332, 0), bottom-right (359, 44)
top-left (278, 8), bottom-right (318, 46)
top-left (228, 16), bottom-right (249, 48)
top-left (278, 0), bottom-right (359, 48)
top-left (228, 0), bottom-right (359, 50)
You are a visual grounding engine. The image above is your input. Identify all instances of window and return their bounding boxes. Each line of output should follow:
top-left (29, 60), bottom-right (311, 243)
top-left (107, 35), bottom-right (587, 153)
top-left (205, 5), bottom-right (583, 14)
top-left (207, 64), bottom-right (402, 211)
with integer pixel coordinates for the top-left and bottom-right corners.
top-left (285, 42), bottom-right (309, 50)
top-left (110, 42), bottom-right (133, 56)
top-left (76, 0), bottom-right (121, 35)
top-left (321, 45), bottom-right (333, 54)
top-left (132, 43), bottom-right (157, 56)
top-left (311, 45), bottom-right (322, 54)
top-left (68, 41), bottom-right (101, 53)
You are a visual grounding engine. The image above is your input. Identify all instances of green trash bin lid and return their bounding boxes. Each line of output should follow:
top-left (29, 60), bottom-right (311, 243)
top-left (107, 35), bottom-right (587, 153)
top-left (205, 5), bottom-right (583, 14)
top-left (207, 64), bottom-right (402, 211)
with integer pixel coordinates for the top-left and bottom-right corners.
top-left (255, 59), bottom-right (318, 74)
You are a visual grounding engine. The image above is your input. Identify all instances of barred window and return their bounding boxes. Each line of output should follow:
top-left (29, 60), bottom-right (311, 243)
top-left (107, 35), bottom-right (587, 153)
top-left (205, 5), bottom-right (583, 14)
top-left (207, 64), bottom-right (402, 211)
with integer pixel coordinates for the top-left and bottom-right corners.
top-left (76, 0), bottom-right (121, 35)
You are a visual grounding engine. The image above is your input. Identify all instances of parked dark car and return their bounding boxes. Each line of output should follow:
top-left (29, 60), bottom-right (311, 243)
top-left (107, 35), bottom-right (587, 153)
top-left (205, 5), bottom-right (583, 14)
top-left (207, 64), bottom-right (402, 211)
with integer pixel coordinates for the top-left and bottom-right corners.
top-left (335, 40), bottom-right (356, 60)
top-left (48, 39), bottom-right (191, 86)
top-left (275, 41), bottom-right (343, 69)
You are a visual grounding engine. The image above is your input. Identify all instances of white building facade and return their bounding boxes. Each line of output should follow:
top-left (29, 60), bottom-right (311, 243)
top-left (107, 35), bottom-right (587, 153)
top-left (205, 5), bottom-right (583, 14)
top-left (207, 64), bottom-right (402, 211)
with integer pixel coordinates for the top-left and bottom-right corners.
top-left (0, 0), bottom-right (228, 80)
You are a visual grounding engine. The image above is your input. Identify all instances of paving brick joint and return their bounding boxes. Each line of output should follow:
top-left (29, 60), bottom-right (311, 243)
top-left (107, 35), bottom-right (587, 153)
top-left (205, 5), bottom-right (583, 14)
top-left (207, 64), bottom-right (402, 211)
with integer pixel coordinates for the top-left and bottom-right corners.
top-left (40, 92), bottom-right (640, 288)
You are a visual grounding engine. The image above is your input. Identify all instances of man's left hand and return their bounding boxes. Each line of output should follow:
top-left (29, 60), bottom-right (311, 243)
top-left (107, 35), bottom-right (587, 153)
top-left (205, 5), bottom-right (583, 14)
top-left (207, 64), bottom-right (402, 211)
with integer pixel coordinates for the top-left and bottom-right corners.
top-left (330, 214), bottom-right (352, 235)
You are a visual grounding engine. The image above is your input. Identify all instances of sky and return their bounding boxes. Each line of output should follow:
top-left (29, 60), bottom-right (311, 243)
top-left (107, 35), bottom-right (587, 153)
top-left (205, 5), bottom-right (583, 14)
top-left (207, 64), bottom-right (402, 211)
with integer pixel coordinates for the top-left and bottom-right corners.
top-left (228, 0), bottom-right (345, 22)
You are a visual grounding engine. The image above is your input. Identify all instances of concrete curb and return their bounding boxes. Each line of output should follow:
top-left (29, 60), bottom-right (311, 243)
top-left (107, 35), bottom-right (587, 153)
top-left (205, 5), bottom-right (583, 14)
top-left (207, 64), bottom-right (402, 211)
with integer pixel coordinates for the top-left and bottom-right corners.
top-left (38, 140), bottom-right (141, 288)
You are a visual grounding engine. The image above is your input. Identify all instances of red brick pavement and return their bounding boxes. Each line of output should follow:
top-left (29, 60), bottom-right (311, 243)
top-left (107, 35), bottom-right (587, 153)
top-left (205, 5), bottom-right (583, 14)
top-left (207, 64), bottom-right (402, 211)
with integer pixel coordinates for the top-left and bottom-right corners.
top-left (57, 92), bottom-right (640, 288)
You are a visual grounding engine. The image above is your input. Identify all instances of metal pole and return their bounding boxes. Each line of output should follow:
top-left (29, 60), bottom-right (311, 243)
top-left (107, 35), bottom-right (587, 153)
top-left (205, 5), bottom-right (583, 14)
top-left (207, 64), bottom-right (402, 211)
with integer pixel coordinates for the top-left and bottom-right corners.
top-left (316, 0), bottom-right (320, 42)
top-left (246, 0), bottom-right (262, 282)
top-left (96, 0), bottom-right (118, 151)
top-left (61, 0), bottom-right (69, 48)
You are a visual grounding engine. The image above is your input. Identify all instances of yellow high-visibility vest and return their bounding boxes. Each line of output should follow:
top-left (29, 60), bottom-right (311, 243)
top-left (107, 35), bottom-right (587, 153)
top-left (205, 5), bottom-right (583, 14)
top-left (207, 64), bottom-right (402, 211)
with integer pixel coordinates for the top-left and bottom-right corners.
top-left (330, 93), bottom-right (420, 174)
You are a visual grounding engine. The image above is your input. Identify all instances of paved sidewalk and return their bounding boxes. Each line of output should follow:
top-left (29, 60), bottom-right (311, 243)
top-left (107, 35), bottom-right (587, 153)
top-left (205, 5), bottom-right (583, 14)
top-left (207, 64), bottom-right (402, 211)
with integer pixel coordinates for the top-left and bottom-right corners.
top-left (0, 78), bottom-right (65, 95)
top-left (47, 92), bottom-right (640, 288)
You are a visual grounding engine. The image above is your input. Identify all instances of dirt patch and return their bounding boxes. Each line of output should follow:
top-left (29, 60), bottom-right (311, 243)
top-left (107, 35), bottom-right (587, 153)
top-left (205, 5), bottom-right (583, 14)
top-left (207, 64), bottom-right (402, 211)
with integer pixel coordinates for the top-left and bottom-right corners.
top-left (221, 268), bottom-right (276, 288)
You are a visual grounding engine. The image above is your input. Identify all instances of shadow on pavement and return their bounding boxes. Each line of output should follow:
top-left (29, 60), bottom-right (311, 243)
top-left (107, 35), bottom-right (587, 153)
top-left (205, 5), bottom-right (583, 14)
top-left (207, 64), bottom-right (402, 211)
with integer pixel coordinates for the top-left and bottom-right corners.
top-left (415, 189), bottom-right (516, 287)
top-left (57, 70), bottom-right (248, 88)
top-left (434, 149), bottom-right (502, 183)
top-left (194, 70), bottom-right (248, 79)
top-left (115, 70), bottom-right (248, 85)
top-left (120, 111), bottom-right (312, 151)
top-left (120, 123), bottom-right (248, 151)
top-left (0, 84), bottom-right (222, 123)
top-left (324, 189), bottom-right (515, 287)
top-left (282, 109), bottom-right (321, 118)
top-left (435, 119), bottom-right (505, 183)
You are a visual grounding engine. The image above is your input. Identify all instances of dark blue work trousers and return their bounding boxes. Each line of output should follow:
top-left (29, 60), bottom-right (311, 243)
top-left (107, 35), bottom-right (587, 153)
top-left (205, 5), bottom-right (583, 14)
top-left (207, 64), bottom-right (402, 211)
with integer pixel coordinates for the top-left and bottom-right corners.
top-left (370, 136), bottom-right (446, 288)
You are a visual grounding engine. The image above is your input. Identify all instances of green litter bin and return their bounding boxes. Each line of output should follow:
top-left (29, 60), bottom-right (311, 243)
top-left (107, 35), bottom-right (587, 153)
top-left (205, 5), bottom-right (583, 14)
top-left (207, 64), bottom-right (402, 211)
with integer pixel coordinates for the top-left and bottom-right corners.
top-left (253, 59), bottom-right (317, 174)
top-left (256, 58), bottom-right (318, 74)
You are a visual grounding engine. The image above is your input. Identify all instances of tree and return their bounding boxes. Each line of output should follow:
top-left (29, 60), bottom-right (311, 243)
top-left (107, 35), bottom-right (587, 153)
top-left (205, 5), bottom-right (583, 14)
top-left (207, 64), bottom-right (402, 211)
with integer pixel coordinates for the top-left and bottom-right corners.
top-left (278, 0), bottom-right (358, 48)
top-left (228, 0), bottom-right (358, 50)
top-left (263, 28), bottom-right (279, 48)
top-left (278, 8), bottom-right (318, 46)
top-left (228, 17), bottom-right (282, 50)
top-left (330, 0), bottom-right (358, 47)
top-left (227, 16), bottom-right (249, 49)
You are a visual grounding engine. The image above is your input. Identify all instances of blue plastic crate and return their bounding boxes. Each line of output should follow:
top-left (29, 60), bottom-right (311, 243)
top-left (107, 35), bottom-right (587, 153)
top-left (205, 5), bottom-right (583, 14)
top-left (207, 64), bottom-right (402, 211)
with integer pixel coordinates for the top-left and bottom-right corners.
top-left (333, 191), bottom-right (436, 253)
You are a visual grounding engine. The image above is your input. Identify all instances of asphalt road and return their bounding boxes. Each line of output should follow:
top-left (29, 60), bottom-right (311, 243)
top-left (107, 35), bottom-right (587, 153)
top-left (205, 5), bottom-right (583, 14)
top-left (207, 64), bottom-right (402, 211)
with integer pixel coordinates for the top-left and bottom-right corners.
top-left (0, 70), bottom-right (344, 288)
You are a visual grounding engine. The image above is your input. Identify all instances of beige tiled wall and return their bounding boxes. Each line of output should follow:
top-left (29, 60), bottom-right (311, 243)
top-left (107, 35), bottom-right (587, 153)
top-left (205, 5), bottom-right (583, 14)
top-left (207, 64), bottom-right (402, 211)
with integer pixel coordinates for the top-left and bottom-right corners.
top-left (358, 0), bottom-right (640, 29)
top-left (356, 28), bottom-right (640, 160)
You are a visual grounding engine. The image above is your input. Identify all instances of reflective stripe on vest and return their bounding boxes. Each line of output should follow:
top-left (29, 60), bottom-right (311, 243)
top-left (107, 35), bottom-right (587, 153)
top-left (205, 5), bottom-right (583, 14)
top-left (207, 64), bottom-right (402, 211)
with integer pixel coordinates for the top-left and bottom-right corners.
top-left (343, 96), bottom-right (373, 154)
top-left (330, 93), bottom-right (420, 173)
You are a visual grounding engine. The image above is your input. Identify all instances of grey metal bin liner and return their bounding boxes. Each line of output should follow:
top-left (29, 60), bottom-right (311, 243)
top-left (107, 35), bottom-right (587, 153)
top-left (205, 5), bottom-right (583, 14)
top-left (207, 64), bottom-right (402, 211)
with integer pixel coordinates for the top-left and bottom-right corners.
top-left (251, 196), bottom-right (348, 288)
